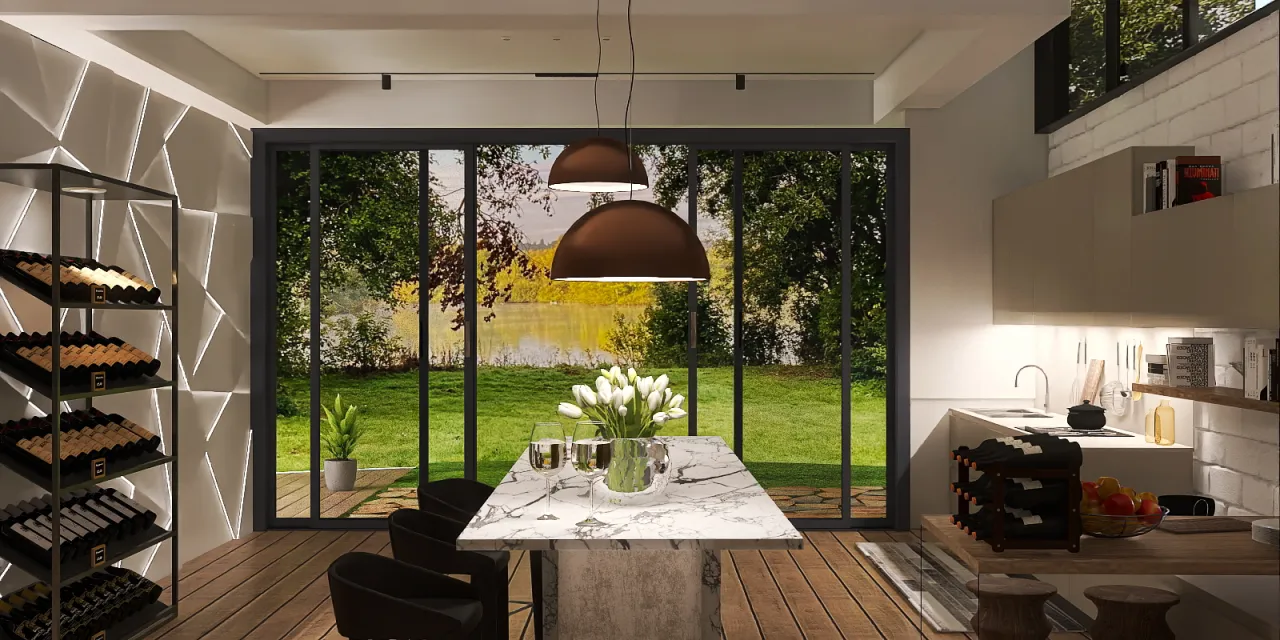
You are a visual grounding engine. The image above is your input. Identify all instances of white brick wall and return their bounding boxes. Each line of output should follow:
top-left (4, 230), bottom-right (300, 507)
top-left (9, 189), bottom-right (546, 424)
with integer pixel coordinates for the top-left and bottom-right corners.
top-left (1049, 10), bottom-right (1279, 193)
top-left (1189, 329), bottom-right (1280, 516)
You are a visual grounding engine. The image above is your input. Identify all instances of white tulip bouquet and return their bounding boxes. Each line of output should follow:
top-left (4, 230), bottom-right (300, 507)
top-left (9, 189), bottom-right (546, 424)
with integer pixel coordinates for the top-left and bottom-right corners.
top-left (557, 366), bottom-right (687, 439)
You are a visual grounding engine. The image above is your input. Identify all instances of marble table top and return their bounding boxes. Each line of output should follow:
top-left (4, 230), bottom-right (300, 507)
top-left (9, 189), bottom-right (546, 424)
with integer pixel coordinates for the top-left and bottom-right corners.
top-left (457, 436), bottom-right (803, 551)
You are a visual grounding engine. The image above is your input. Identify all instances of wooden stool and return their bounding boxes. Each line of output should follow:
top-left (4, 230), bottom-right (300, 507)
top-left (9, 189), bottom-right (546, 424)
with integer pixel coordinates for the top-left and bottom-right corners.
top-left (1085, 585), bottom-right (1180, 640)
top-left (965, 577), bottom-right (1057, 640)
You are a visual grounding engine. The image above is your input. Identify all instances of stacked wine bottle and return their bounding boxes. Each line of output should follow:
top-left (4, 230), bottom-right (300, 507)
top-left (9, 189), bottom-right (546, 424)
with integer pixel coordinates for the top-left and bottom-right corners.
top-left (0, 332), bottom-right (161, 390)
top-left (0, 489), bottom-right (157, 566)
top-left (949, 434), bottom-right (1082, 552)
top-left (0, 567), bottom-right (162, 640)
top-left (0, 410), bottom-right (162, 478)
top-left (0, 249), bottom-right (161, 305)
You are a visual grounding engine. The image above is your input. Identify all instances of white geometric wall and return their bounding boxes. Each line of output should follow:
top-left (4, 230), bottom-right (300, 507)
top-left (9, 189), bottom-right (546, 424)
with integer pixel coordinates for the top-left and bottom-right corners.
top-left (0, 19), bottom-right (251, 590)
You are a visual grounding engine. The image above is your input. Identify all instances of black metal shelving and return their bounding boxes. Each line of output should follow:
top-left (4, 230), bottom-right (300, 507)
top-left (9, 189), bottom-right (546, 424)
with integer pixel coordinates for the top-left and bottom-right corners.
top-left (0, 163), bottom-right (180, 640)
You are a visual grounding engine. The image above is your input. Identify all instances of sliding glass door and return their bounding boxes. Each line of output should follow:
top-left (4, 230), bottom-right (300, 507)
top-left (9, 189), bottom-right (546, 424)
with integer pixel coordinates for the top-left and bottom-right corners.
top-left (255, 131), bottom-right (908, 530)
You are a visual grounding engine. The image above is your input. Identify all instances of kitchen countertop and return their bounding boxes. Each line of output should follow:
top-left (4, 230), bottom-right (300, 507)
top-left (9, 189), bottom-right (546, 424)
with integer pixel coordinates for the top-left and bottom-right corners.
top-left (950, 408), bottom-right (1192, 450)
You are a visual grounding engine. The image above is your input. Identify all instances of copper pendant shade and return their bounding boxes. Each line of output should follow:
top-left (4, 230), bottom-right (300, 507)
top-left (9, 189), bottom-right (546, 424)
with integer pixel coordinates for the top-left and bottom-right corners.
top-left (550, 200), bottom-right (709, 281)
top-left (547, 137), bottom-right (650, 192)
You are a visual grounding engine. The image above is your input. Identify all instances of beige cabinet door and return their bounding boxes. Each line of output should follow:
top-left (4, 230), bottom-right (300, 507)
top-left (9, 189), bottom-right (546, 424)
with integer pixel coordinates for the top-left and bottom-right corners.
top-left (1229, 184), bottom-right (1279, 329)
top-left (992, 186), bottom-right (1039, 324)
top-left (1032, 166), bottom-right (1095, 319)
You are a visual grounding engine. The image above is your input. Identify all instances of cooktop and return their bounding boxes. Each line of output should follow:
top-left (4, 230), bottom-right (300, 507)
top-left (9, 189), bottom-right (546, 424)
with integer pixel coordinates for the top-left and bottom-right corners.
top-left (1020, 425), bottom-right (1134, 438)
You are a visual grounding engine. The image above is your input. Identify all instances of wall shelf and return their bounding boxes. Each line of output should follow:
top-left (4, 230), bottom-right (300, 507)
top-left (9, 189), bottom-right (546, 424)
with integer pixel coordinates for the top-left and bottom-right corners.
top-left (1132, 384), bottom-right (1280, 415)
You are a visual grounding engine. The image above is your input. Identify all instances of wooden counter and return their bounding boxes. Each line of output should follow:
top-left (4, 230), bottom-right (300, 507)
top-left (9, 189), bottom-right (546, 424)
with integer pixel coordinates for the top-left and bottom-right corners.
top-left (922, 515), bottom-right (1280, 576)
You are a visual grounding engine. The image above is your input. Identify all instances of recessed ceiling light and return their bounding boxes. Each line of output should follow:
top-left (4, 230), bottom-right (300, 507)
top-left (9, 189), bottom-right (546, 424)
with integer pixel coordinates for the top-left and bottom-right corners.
top-left (61, 186), bottom-right (107, 194)
top-left (501, 36), bottom-right (511, 41)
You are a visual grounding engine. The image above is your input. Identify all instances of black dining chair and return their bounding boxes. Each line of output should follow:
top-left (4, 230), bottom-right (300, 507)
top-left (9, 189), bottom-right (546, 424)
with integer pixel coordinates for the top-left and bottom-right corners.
top-left (418, 477), bottom-right (495, 521)
top-left (389, 507), bottom-right (518, 640)
top-left (328, 552), bottom-right (484, 640)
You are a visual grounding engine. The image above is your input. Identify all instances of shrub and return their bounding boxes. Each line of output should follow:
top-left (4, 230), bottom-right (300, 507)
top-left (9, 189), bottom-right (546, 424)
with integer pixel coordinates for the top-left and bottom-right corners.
top-left (605, 311), bottom-right (650, 366)
top-left (323, 311), bottom-right (402, 374)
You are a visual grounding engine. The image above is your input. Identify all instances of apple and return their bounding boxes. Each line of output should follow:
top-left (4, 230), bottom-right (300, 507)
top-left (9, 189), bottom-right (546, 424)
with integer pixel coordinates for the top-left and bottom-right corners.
top-left (1138, 499), bottom-right (1163, 525)
top-left (1102, 492), bottom-right (1136, 516)
top-left (1081, 481), bottom-right (1099, 501)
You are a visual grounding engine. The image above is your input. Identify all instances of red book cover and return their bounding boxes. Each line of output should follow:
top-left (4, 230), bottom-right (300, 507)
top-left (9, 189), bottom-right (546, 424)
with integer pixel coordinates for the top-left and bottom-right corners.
top-left (1174, 155), bottom-right (1221, 206)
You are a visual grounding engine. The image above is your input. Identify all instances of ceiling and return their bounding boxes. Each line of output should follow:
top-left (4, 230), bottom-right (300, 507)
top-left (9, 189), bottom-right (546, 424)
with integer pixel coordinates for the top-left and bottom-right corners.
top-left (186, 19), bottom-right (923, 77)
top-left (0, 0), bottom-right (1070, 127)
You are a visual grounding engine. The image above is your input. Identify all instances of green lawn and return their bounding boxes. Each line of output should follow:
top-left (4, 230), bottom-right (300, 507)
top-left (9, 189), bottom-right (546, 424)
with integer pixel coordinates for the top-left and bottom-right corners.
top-left (277, 366), bottom-right (886, 487)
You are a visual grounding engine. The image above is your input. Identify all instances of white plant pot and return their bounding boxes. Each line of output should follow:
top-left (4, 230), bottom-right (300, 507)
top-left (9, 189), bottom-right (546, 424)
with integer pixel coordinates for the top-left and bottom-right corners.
top-left (324, 459), bottom-right (358, 492)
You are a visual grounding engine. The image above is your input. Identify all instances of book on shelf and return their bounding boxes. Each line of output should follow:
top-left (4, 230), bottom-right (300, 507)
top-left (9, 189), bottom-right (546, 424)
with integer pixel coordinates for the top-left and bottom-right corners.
top-left (1166, 337), bottom-right (1214, 388)
top-left (1154, 156), bottom-right (1223, 211)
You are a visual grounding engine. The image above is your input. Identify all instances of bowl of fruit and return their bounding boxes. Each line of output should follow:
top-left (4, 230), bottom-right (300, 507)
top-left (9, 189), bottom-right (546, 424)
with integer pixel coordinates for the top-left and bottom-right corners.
top-left (1079, 477), bottom-right (1168, 538)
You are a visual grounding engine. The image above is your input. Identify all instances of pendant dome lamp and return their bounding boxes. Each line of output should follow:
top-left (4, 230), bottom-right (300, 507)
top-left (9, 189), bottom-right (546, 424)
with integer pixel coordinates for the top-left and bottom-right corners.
top-left (550, 0), bottom-right (709, 282)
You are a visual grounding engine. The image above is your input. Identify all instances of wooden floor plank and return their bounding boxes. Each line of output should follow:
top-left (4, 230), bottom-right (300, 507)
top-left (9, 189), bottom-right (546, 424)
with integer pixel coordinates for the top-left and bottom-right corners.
top-left (250, 532), bottom-right (390, 640)
top-left (160, 531), bottom-right (308, 603)
top-left (722, 551), bottom-right (762, 640)
top-left (807, 531), bottom-right (933, 640)
top-left (509, 550), bottom-right (533, 639)
top-left (790, 534), bottom-right (883, 639)
top-left (760, 549), bottom-right (843, 640)
top-left (154, 531), bottom-right (344, 639)
top-left (199, 531), bottom-right (373, 639)
top-left (731, 550), bottom-right (804, 639)
top-left (836, 531), bottom-right (973, 640)
top-left (154, 531), bottom-right (262, 590)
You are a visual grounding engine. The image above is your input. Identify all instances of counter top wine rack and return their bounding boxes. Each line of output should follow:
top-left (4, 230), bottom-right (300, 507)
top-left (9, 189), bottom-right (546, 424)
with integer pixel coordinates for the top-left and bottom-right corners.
top-left (949, 436), bottom-right (1082, 553)
top-left (0, 164), bottom-right (179, 640)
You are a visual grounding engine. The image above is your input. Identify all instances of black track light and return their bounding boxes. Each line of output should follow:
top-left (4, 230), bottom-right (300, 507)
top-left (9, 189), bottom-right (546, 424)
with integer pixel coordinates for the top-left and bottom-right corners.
top-left (381, 74), bottom-right (391, 90)
top-left (736, 74), bottom-right (745, 91)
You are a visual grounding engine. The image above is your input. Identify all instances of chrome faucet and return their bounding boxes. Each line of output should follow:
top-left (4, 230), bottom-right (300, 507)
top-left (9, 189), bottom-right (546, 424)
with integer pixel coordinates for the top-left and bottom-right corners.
top-left (1015, 365), bottom-right (1050, 414)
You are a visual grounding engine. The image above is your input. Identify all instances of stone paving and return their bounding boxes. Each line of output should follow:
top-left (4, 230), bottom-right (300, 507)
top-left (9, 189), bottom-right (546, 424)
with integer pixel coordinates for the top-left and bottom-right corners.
top-left (346, 484), bottom-right (888, 520)
top-left (767, 486), bottom-right (887, 519)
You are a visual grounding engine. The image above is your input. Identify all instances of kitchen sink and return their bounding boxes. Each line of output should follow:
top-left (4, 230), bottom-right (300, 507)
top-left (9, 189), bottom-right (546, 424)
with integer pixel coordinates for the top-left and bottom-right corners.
top-left (967, 408), bottom-right (1054, 419)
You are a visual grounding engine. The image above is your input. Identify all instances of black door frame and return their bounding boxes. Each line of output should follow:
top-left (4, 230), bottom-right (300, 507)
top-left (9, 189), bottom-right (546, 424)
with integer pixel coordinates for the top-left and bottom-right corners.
top-left (250, 128), bottom-right (911, 531)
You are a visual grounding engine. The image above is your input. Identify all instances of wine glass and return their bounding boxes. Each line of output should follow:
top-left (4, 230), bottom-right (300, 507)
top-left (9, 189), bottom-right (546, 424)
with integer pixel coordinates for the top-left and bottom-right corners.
top-left (571, 421), bottom-right (612, 527)
top-left (528, 422), bottom-right (567, 521)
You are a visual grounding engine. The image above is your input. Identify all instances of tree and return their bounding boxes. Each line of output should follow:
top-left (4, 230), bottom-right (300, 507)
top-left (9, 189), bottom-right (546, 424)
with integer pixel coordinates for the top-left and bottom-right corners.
top-left (1068, 0), bottom-right (1256, 107)
top-left (650, 149), bottom-right (888, 372)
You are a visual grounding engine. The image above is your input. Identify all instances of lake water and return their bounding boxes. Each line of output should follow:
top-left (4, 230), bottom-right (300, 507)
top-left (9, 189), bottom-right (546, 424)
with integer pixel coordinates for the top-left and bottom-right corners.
top-left (393, 303), bottom-right (645, 366)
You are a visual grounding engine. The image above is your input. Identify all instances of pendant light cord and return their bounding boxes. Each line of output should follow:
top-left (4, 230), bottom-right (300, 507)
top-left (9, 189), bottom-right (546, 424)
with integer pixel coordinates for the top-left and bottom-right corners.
top-left (593, 0), bottom-right (602, 136)
top-left (624, 0), bottom-right (636, 199)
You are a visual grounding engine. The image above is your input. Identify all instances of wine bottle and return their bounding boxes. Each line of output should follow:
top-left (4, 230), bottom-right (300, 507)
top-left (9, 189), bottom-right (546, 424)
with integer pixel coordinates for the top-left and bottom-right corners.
top-left (102, 489), bottom-right (157, 529)
top-left (959, 435), bottom-right (1059, 464)
top-left (949, 474), bottom-right (994, 499)
top-left (964, 436), bottom-right (1083, 469)
top-left (967, 478), bottom-right (1069, 509)
top-left (951, 436), bottom-right (1022, 462)
top-left (968, 512), bottom-right (1068, 540)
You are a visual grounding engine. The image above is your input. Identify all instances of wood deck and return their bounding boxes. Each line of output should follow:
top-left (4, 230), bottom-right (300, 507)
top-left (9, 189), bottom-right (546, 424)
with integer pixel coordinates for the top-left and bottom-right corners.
top-left (144, 530), bottom-right (1092, 639)
top-left (274, 469), bottom-right (412, 519)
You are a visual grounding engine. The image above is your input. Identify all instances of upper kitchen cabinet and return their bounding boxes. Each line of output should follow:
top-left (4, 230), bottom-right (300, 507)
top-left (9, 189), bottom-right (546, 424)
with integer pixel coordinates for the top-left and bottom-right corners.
top-left (993, 146), bottom-right (1279, 329)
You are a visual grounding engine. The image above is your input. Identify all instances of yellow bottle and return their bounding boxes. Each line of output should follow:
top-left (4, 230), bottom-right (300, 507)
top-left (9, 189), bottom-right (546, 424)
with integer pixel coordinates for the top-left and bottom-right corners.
top-left (1144, 408), bottom-right (1156, 444)
top-left (1154, 400), bottom-right (1175, 446)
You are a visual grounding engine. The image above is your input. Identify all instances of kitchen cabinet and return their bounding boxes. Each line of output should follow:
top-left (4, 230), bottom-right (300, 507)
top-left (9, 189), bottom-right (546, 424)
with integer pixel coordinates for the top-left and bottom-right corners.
top-left (993, 146), bottom-right (1279, 328)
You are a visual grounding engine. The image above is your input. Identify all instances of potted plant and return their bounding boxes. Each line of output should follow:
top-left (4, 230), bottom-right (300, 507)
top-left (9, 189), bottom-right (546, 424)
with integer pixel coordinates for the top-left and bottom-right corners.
top-left (322, 394), bottom-right (363, 492)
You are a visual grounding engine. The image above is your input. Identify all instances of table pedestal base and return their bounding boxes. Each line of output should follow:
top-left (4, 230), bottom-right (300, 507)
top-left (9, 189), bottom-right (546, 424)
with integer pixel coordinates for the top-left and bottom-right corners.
top-left (539, 549), bottom-right (721, 640)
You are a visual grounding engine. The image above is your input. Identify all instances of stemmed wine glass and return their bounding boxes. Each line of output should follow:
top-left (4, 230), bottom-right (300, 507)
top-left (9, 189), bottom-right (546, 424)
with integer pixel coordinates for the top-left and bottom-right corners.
top-left (529, 422), bottom-right (567, 521)
top-left (571, 421), bottom-right (612, 527)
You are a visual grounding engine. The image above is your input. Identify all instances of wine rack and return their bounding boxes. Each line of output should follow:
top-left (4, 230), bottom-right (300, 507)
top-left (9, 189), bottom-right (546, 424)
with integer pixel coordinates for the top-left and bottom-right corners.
top-left (0, 250), bottom-right (165, 310)
top-left (0, 163), bottom-right (179, 640)
top-left (949, 436), bottom-right (1082, 553)
top-left (0, 568), bottom-right (165, 640)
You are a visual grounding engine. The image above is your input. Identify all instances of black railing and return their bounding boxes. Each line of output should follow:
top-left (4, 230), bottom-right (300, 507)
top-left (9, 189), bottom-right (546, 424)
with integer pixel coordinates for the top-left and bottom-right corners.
top-left (1036, 0), bottom-right (1275, 133)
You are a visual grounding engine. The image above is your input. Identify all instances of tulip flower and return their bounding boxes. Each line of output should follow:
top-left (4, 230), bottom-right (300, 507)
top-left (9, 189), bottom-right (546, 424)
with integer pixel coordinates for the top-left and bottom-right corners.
top-left (652, 412), bottom-right (669, 424)
top-left (627, 367), bottom-right (637, 382)
top-left (669, 394), bottom-right (684, 410)
top-left (579, 386), bottom-right (598, 406)
top-left (600, 368), bottom-right (611, 379)
top-left (637, 376), bottom-right (653, 398)
top-left (621, 386), bottom-right (636, 405)
top-left (618, 405), bottom-right (628, 418)
top-left (664, 388), bottom-right (673, 403)
top-left (648, 390), bottom-right (662, 411)
top-left (612, 391), bottom-right (625, 409)
top-left (610, 365), bottom-right (623, 380)
top-left (654, 374), bottom-right (669, 395)
top-left (558, 402), bottom-right (583, 419)
top-left (667, 408), bottom-right (687, 420)
top-left (596, 376), bottom-right (611, 396)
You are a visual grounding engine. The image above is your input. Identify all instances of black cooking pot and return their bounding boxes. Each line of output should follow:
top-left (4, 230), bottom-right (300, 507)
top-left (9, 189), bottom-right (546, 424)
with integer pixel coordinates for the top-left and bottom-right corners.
top-left (1066, 400), bottom-right (1106, 430)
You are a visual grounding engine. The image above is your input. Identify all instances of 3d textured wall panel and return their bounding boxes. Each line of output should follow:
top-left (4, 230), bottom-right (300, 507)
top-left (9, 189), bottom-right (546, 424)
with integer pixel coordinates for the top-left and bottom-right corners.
top-left (0, 20), bottom-right (251, 590)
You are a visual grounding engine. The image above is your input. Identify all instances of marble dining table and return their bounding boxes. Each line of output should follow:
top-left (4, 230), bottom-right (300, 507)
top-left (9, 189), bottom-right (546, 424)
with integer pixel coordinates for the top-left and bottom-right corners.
top-left (457, 435), bottom-right (802, 640)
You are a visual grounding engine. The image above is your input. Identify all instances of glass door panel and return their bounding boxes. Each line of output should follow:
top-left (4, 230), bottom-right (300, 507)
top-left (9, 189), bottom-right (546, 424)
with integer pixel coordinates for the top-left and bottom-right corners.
top-left (424, 149), bottom-right (467, 482)
top-left (274, 150), bottom-right (313, 520)
top-left (316, 150), bottom-right (421, 519)
top-left (693, 150), bottom-right (735, 450)
top-left (739, 150), bottom-right (843, 519)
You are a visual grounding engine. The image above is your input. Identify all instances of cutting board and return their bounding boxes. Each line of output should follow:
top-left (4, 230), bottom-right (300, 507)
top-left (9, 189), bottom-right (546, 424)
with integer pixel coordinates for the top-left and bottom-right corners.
top-left (1160, 517), bottom-right (1256, 534)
